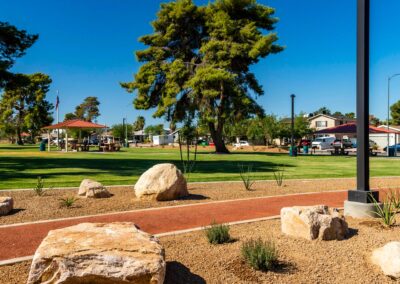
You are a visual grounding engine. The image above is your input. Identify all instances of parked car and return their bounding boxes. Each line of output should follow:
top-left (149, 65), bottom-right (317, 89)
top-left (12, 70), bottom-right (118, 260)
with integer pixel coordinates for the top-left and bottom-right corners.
top-left (352, 139), bottom-right (377, 149)
top-left (331, 138), bottom-right (353, 149)
top-left (383, 144), bottom-right (400, 152)
top-left (311, 137), bottom-right (336, 150)
top-left (234, 140), bottom-right (250, 147)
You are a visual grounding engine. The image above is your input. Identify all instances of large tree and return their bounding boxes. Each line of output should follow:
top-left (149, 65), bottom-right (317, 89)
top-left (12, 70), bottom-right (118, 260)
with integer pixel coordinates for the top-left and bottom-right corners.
top-left (0, 73), bottom-right (53, 144)
top-left (122, 0), bottom-right (283, 153)
top-left (391, 100), bottom-right (400, 125)
top-left (0, 22), bottom-right (38, 88)
top-left (133, 115), bottom-right (145, 131)
top-left (64, 96), bottom-right (100, 122)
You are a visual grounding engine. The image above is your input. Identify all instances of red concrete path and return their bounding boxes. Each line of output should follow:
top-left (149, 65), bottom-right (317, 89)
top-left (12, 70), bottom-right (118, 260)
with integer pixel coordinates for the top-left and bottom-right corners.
top-left (0, 190), bottom-right (347, 262)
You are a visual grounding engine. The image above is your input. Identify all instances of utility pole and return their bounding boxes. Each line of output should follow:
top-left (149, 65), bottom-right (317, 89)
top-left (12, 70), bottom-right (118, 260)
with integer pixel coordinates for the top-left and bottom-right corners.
top-left (290, 94), bottom-right (296, 157)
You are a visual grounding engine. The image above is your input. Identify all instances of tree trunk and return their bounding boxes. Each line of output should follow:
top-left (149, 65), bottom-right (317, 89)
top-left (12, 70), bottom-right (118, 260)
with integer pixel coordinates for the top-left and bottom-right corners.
top-left (16, 128), bottom-right (23, 145)
top-left (208, 122), bottom-right (229, 154)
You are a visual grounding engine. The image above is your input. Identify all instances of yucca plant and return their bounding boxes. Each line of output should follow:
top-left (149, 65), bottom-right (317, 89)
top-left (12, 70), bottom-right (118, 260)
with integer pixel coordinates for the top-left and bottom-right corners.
top-left (33, 176), bottom-right (46, 196)
top-left (370, 192), bottom-right (396, 227)
top-left (241, 238), bottom-right (278, 271)
top-left (238, 164), bottom-right (255, 191)
top-left (273, 166), bottom-right (285, 187)
top-left (59, 196), bottom-right (77, 208)
top-left (388, 189), bottom-right (400, 211)
top-left (205, 221), bottom-right (231, 244)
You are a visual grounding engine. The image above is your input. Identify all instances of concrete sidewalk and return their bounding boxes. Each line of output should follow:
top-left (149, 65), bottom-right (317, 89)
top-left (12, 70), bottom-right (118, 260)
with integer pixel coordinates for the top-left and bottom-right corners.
top-left (0, 190), bottom-right (347, 263)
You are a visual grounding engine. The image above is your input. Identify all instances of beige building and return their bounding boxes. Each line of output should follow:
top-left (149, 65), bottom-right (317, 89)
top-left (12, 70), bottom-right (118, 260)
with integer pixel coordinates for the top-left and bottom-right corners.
top-left (308, 114), bottom-right (356, 137)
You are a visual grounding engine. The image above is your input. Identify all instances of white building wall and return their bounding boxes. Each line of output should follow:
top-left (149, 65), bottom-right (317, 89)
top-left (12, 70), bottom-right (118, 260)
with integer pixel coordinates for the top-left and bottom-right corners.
top-left (369, 133), bottom-right (398, 149)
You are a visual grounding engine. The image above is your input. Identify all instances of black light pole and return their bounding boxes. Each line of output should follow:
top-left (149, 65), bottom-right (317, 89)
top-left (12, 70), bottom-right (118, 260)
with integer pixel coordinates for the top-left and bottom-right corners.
top-left (290, 94), bottom-right (296, 156)
top-left (346, 0), bottom-right (379, 208)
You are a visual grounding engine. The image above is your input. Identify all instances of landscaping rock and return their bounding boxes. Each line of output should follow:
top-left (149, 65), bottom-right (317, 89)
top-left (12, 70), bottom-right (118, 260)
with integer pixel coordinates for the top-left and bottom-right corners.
top-left (0, 197), bottom-right (13, 216)
top-left (281, 205), bottom-right (348, 240)
top-left (27, 222), bottom-right (166, 284)
top-left (372, 242), bottom-right (400, 278)
top-left (78, 179), bottom-right (111, 198)
top-left (134, 163), bottom-right (188, 201)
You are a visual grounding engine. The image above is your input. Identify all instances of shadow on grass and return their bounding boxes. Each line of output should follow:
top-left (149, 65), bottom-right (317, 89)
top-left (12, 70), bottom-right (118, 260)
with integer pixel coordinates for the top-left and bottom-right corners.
top-left (165, 261), bottom-right (206, 284)
top-left (0, 156), bottom-right (293, 183)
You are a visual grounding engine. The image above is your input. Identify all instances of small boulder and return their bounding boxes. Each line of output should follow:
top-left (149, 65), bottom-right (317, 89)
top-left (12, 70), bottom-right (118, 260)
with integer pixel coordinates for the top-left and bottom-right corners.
top-left (0, 197), bottom-right (13, 216)
top-left (372, 242), bottom-right (400, 278)
top-left (281, 205), bottom-right (348, 241)
top-left (78, 179), bottom-right (111, 198)
top-left (134, 163), bottom-right (188, 201)
top-left (27, 222), bottom-right (166, 284)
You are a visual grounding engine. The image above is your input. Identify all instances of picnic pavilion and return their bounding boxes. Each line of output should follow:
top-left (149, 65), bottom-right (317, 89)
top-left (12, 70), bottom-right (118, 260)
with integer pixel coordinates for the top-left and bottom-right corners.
top-left (42, 119), bottom-right (107, 152)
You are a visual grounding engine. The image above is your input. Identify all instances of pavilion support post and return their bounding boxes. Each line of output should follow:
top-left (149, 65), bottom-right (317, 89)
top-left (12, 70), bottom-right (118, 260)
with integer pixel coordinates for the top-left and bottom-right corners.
top-left (344, 0), bottom-right (379, 218)
top-left (65, 130), bottom-right (68, 152)
top-left (48, 131), bottom-right (51, 152)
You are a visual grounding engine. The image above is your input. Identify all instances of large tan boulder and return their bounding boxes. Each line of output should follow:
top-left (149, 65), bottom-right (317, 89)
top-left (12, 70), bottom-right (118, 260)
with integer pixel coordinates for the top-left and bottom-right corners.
top-left (0, 197), bottom-right (13, 216)
top-left (372, 242), bottom-right (400, 278)
top-left (27, 222), bottom-right (166, 284)
top-left (134, 163), bottom-right (188, 201)
top-left (78, 179), bottom-right (111, 198)
top-left (281, 205), bottom-right (348, 241)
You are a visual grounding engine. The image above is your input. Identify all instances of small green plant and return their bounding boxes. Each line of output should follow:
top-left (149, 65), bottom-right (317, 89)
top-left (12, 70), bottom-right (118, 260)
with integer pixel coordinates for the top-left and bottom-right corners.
top-left (370, 192), bottom-right (396, 227)
top-left (273, 166), bottom-right (285, 187)
top-left (59, 196), bottom-right (77, 208)
top-left (241, 238), bottom-right (278, 271)
top-left (388, 189), bottom-right (400, 211)
top-left (205, 221), bottom-right (231, 244)
top-left (238, 164), bottom-right (255, 191)
top-left (33, 176), bottom-right (46, 196)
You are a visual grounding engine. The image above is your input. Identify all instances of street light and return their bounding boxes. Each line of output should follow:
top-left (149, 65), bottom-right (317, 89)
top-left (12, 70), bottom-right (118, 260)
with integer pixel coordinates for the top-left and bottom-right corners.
top-left (290, 94), bottom-right (296, 157)
top-left (387, 74), bottom-right (400, 156)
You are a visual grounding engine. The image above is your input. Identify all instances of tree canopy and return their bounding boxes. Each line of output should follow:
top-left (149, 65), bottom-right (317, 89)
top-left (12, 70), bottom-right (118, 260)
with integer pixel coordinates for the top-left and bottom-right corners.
top-left (111, 123), bottom-right (133, 139)
top-left (122, 0), bottom-right (283, 153)
top-left (0, 73), bottom-right (53, 144)
top-left (64, 96), bottom-right (100, 122)
top-left (0, 22), bottom-right (38, 88)
top-left (391, 100), bottom-right (400, 125)
top-left (133, 115), bottom-right (146, 131)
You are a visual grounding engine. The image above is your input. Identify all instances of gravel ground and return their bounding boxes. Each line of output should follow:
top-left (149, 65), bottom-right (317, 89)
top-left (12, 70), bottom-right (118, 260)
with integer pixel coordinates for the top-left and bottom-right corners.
top-left (1, 177), bottom-right (400, 225)
top-left (3, 216), bottom-right (400, 284)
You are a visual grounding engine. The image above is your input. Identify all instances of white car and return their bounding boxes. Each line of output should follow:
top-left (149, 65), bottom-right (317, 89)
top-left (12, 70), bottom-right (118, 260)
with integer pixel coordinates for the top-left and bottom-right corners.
top-left (234, 140), bottom-right (250, 147)
top-left (311, 137), bottom-right (335, 150)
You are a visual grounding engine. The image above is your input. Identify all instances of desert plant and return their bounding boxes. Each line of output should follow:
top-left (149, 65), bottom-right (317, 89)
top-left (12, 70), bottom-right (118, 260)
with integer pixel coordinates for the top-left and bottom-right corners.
top-left (273, 166), bottom-right (285, 187)
top-left (205, 221), bottom-right (231, 244)
top-left (238, 164), bottom-right (255, 191)
top-left (241, 238), bottom-right (278, 271)
top-left (59, 196), bottom-right (77, 208)
top-left (33, 176), bottom-right (46, 196)
top-left (388, 189), bottom-right (400, 210)
top-left (370, 193), bottom-right (396, 227)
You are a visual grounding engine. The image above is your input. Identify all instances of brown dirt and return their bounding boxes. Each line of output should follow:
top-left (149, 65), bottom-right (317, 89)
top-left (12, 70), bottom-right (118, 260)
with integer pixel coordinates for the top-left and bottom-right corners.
top-left (3, 216), bottom-right (400, 284)
top-left (1, 177), bottom-right (400, 225)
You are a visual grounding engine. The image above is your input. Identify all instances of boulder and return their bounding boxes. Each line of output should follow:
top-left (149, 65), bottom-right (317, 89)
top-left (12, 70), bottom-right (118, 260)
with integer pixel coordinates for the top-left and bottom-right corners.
top-left (0, 197), bottom-right (13, 216)
top-left (27, 222), bottom-right (166, 284)
top-left (281, 205), bottom-right (348, 241)
top-left (372, 242), bottom-right (400, 278)
top-left (134, 163), bottom-right (188, 201)
top-left (78, 179), bottom-right (111, 198)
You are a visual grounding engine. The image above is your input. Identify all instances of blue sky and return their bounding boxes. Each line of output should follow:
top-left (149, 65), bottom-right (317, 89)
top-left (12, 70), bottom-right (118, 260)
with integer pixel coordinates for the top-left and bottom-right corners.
top-left (1, 0), bottom-right (400, 127)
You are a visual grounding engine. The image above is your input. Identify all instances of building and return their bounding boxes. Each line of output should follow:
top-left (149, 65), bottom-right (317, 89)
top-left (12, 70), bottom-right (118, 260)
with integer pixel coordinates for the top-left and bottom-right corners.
top-left (370, 125), bottom-right (400, 149)
top-left (308, 114), bottom-right (356, 137)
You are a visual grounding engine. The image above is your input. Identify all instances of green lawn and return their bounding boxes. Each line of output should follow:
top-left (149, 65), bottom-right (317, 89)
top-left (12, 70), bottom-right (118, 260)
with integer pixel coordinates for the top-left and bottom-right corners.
top-left (0, 144), bottom-right (399, 190)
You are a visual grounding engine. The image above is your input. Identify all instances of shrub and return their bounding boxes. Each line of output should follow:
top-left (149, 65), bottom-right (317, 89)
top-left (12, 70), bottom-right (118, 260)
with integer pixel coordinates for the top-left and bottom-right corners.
top-left (205, 222), bottom-right (231, 244)
top-left (238, 164), bottom-right (255, 191)
top-left (33, 176), bottom-right (46, 196)
top-left (241, 238), bottom-right (278, 271)
top-left (388, 189), bottom-right (400, 210)
top-left (59, 196), bottom-right (77, 208)
top-left (370, 192), bottom-right (396, 227)
top-left (273, 166), bottom-right (285, 187)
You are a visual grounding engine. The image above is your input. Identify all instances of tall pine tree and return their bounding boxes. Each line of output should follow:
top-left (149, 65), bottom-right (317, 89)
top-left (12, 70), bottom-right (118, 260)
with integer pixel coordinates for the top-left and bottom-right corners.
top-left (122, 0), bottom-right (283, 153)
